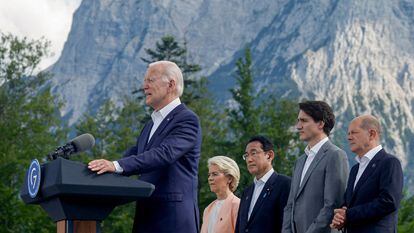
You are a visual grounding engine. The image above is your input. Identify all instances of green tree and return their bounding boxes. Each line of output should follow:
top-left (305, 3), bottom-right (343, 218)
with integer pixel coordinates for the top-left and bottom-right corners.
top-left (226, 48), bottom-right (301, 194)
top-left (229, 48), bottom-right (260, 140)
top-left (226, 48), bottom-right (260, 191)
top-left (0, 32), bottom-right (66, 232)
top-left (398, 193), bottom-right (414, 232)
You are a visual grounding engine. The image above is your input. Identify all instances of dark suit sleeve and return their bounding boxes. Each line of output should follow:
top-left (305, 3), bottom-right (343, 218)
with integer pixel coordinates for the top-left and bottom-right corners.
top-left (235, 188), bottom-right (249, 233)
top-left (235, 209), bottom-right (240, 233)
top-left (235, 191), bottom-right (244, 233)
top-left (346, 157), bottom-right (403, 225)
top-left (117, 113), bottom-right (200, 175)
top-left (123, 145), bottom-right (138, 157)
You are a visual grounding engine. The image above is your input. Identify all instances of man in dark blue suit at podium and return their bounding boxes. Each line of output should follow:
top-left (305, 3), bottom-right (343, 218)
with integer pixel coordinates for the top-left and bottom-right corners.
top-left (89, 61), bottom-right (202, 233)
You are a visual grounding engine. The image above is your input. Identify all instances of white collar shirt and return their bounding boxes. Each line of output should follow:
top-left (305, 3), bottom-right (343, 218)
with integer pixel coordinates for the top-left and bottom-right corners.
top-left (248, 168), bottom-right (274, 220)
top-left (300, 137), bottom-right (329, 185)
top-left (148, 98), bottom-right (181, 142)
top-left (207, 199), bottom-right (224, 233)
top-left (353, 145), bottom-right (382, 188)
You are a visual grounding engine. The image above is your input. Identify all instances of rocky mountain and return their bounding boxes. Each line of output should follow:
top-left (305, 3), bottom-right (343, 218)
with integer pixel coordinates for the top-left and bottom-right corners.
top-left (50, 0), bottom-right (414, 189)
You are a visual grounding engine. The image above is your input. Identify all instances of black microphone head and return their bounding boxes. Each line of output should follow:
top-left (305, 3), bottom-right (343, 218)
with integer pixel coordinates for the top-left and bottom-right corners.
top-left (70, 133), bottom-right (95, 153)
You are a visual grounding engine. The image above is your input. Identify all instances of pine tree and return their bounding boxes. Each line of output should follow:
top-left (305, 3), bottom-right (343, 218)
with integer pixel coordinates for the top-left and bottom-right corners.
top-left (226, 47), bottom-right (301, 194)
top-left (229, 48), bottom-right (260, 141)
top-left (0, 32), bottom-right (65, 232)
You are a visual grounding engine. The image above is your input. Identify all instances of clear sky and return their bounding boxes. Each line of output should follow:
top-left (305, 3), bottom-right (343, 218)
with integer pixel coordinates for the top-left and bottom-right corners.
top-left (0, 0), bottom-right (82, 71)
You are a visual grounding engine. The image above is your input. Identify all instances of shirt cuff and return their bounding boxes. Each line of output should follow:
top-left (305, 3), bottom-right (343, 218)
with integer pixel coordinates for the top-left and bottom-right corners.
top-left (113, 161), bottom-right (124, 174)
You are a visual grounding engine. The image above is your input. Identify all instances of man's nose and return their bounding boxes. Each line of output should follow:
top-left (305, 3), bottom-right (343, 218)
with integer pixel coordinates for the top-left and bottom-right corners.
top-left (246, 156), bottom-right (254, 163)
top-left (142, 84), bottom-right (150, 92)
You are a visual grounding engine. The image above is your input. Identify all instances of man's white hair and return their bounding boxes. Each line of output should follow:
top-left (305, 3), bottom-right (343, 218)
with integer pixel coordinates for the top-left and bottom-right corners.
top-left (149, 61), bottom-right (184, 97)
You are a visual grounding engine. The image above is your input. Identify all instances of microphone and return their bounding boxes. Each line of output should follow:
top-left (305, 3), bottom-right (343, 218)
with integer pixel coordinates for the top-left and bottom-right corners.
top-left (48, 133), bottom-right (95, 160)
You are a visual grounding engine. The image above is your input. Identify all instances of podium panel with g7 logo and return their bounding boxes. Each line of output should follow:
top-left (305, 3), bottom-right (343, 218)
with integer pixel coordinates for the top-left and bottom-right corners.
top-left (20, 157), bottom-right (154, 233)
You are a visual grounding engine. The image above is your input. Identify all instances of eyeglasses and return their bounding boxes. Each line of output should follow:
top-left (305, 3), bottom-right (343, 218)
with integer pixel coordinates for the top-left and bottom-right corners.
top-left (242, 150), bottom-right (266, 160)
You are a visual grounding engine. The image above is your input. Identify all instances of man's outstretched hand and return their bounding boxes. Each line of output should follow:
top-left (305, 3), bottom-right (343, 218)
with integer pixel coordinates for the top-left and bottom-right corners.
top-left (88, 159), bottom-right (115, 174)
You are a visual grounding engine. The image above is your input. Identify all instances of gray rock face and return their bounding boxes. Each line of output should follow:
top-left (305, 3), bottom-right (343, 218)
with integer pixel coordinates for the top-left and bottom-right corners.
top-left (51, 0), bottom-right (414, 188)
top-left (51, 0), bottom-right (283, 122)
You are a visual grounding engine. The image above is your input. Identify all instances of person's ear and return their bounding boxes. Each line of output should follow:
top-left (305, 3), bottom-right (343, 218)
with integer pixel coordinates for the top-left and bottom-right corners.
top-left (227, 176), bottom-right (232, 184)
top-left (168, 79), bottom-right (176, 91)
top-left (266, 150), bottom-right (275, 161)
top-left (368, 129), bottom-right (378, 140)
top-left (318, 121), bottom-right (325, 130)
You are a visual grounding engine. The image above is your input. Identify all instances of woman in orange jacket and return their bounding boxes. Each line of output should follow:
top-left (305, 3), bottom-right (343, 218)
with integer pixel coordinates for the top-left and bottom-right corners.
top-left (201, 156), bottom-right (240, 233)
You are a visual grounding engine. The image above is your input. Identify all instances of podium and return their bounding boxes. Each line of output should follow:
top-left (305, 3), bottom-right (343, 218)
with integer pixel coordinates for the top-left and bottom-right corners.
top-left (20, 158), bottom-right (155, 233)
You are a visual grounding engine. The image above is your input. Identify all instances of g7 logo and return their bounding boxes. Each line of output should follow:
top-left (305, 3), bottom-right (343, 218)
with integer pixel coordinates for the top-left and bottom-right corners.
top-left (27, 159), bottom-right (41, 198)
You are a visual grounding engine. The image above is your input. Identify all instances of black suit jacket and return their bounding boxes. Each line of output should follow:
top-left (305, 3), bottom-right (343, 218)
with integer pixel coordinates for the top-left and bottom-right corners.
top-left (344, 149), bottom-right (403, 233)
top-left (235, 171), bottom-right (291, 233)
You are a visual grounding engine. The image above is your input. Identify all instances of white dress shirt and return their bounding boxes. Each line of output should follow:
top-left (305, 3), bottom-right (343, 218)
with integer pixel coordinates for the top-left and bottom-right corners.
top-left (248, 168), bottom-right (274, 220)
top-left (300, 137), bottom-right (329, 186)
top-left (113, 98), bottom-right (181, 173)
top-left (148, 98), bottom-right (181, 141)
top-left (207, 199), bottom-right (224, 233)
top-left (353, 145), bottom-right (382, 189)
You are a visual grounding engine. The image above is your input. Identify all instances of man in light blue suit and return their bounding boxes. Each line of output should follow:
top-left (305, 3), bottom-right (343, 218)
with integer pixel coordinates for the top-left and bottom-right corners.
top-left (89, 61), bottom-right (201, 233)
top-left (282, 101), bottom-right (349, 233)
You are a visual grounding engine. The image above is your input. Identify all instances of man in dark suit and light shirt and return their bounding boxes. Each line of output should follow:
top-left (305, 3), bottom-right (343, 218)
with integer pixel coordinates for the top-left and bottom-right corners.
top-left (235, 135), bottom-right (291, 233)
top-left (330, 115), bottom-right (403, 233)
top-left (88, 61), bottom-right (202, 233)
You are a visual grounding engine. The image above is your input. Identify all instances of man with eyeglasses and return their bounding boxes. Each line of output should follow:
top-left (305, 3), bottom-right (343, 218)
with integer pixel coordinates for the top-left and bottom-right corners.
top-left (282, 100), bottom-right (349, 233)
top-left (88, 61), bottom-right (202, 233)
top-left (235, 136), bottom-right (291, 233)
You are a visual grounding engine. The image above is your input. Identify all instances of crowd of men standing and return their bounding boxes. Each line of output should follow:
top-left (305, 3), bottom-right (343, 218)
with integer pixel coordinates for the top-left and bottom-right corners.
top-left (88, 61), bottom-right (404, 233)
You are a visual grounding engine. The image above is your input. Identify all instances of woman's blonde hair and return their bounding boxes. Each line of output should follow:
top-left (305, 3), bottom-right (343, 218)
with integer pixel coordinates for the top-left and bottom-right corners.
top-left (208, 156), bottom-right (240, 192)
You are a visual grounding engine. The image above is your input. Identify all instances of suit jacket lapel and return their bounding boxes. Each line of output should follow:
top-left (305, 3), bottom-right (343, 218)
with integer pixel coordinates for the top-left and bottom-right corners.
top-left (350, 149), bottom-right (384, 203)
top-left (345, 165), bottom-right (358, 206)
top-left (293, 155), bottom-right (306, 198)
top-left (248, 172), bottom-right (276, 224)
top-left (139, 121), bottom-right (153, 153)
top-left (145, 104), bottom-right (184, 149)
top-left (295, 141), bottom-right (330, 198)
top-left (242, 185), bottom-right (255, 225)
